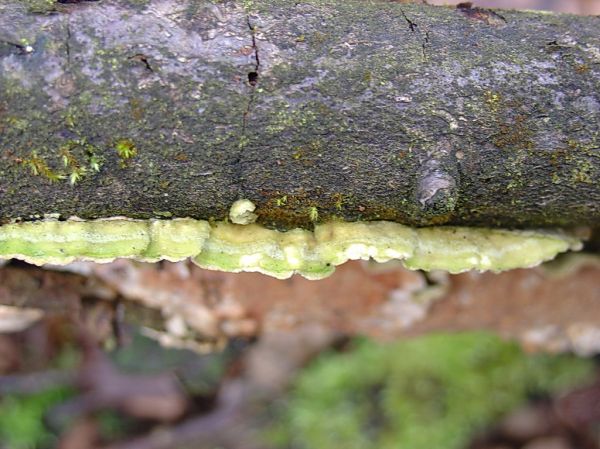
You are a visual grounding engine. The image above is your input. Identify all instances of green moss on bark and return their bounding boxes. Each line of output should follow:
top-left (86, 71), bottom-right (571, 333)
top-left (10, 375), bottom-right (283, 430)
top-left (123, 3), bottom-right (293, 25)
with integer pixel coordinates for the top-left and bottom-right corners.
top-left (0, 0), bottom-right (598, 228)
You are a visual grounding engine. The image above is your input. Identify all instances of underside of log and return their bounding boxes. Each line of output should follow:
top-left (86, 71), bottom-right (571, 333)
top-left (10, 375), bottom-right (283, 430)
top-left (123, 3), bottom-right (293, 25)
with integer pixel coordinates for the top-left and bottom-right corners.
top-left (0, 0), bottom-right (599, 229)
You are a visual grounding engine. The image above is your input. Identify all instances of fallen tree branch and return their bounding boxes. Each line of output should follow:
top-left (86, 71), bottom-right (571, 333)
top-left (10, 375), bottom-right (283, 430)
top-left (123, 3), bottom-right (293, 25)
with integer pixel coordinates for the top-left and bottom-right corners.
top-left (0, 0), bottom-right (598, 229)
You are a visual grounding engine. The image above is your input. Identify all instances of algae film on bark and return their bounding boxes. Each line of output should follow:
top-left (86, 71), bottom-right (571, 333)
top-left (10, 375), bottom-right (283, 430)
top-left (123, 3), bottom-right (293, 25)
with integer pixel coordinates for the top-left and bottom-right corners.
top-left (0, 0), bottom-right (598, 227)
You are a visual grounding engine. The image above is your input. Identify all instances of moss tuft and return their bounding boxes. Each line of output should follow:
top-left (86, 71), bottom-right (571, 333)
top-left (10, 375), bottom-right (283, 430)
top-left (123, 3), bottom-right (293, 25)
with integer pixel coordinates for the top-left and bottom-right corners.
top-left (115, 139), bottom-right (138, 167)
top-left (267, 332), bottom-right (594, 449)
top-left (0, 387), bottom-right (74, 449)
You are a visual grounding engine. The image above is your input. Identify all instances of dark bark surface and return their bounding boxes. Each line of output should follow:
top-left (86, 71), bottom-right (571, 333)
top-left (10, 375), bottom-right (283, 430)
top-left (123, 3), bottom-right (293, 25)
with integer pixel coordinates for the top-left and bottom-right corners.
top-left (0, 0), bottom-right (599, 229)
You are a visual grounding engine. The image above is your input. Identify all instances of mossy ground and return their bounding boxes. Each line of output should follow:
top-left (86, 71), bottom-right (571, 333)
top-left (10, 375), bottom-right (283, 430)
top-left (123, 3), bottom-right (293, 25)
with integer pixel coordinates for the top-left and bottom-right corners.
top-left (267, 332), bottom-right (594, 449)
top-left (0, 386), bottom-right (75, 449)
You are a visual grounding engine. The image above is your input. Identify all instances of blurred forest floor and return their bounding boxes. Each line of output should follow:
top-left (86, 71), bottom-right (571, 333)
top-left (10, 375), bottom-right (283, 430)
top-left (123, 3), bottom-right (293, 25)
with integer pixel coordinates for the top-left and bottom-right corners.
top-left (1, 1), bottom-right (599, 448)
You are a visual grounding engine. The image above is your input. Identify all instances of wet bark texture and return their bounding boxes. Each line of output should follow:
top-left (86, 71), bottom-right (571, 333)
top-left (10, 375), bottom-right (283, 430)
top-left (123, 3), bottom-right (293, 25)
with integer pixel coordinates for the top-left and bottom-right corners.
top-left (0, 0), bottom-right (599, 229)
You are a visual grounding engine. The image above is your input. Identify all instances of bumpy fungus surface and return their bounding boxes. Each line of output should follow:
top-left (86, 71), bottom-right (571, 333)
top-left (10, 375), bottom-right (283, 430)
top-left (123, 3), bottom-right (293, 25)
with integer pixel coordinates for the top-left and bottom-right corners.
top-left (0, 203), bottom-right (582, 279)
top-left (229, 199), bottom-right (258, 225)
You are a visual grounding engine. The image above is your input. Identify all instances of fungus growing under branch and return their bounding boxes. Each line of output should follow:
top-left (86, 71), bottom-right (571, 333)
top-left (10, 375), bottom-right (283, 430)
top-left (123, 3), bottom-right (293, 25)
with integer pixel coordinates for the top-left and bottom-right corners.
top-left (0, 201), bottom-right (582, 280)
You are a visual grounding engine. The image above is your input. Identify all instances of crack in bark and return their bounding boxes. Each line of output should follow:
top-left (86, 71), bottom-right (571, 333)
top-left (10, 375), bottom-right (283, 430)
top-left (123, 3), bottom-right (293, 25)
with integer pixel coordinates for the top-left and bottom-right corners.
top-left (65, 16), bottom-right (72, 69)
top-left (237, 16), bottom-right (261, 196)
top-left (247, 16), bottom-right (260, 82)
top-left (242, 15), bottom-right (260, 134)
top-left (399, 8), bottom-right (429, 61)
top-left (129, 53), bottom-right (154, 72)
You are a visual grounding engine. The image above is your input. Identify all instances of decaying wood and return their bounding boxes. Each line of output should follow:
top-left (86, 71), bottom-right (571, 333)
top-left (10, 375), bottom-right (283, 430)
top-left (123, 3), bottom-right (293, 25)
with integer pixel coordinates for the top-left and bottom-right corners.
top-left (1, 0), bottom-right (599, 229)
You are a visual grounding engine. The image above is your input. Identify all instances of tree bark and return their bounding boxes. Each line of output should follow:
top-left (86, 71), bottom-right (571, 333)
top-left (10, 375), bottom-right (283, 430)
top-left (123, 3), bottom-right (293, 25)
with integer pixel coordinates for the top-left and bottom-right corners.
top-left (0, 0), bottom-right (599, 229)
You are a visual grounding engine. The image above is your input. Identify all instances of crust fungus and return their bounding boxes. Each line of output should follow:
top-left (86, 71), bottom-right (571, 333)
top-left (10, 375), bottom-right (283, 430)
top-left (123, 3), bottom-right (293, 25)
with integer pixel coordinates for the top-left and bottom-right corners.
top-left (0, 201), bottom-right (582, 280)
